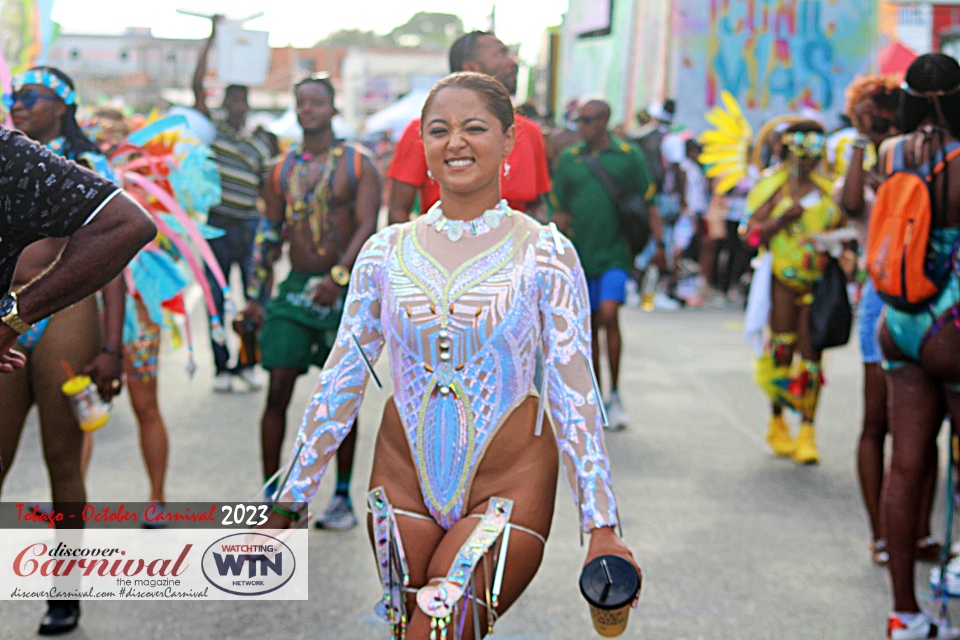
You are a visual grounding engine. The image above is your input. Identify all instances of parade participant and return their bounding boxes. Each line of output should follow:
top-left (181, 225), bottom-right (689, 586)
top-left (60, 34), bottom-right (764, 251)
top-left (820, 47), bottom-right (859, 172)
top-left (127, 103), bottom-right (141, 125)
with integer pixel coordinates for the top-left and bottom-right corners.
top-left (387, 30), bottom-right (550, 222)
top-left (874, 53), bottom-right (960, 640)
top-left (551, 98), bottom-right (666, 430)
top-left (194, 14), bottom-right (272, 393)
top-left (94, 112), bottom-right (226, 521)
top-left (743, 121), bottom-right (845, 465)
top-left (0, 66), bottom-right (155, 635)
top-left (265, 72), bottom-right (640, 639)
top-left (242, 75), bottom-right (380, 531)
top-left (837, 75), bottom-right (940, 568)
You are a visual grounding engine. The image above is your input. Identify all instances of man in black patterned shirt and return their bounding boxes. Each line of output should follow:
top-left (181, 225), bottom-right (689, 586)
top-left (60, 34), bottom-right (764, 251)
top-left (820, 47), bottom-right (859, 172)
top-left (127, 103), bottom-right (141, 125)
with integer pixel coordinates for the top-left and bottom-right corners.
top-left (0, 129), bottom-right (156, 371)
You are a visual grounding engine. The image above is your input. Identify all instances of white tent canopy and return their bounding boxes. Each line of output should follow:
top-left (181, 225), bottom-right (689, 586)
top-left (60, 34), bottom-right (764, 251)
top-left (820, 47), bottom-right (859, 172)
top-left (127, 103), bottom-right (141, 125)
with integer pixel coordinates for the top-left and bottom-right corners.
top-left (364, 89), bottom-right (429, 142)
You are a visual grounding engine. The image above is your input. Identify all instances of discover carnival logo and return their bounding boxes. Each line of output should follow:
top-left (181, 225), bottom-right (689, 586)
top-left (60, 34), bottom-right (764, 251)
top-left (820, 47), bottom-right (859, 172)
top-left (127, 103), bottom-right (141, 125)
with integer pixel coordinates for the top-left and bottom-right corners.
top-left (200, 533), bottom-right (296, 596)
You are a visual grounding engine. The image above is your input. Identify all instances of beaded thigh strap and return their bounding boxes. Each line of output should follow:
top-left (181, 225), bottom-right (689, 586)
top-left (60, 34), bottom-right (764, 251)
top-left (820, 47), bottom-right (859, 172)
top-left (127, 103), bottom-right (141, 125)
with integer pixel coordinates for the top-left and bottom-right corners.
top-left (416, 497), bottom-right (513, 639)
top-left (368, 487), bottom-right (410, 639)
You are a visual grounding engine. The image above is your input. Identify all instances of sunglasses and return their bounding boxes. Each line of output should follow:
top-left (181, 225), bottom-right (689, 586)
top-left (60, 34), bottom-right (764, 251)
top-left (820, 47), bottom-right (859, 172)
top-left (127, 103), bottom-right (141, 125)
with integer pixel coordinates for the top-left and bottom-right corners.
top-left (576, 114), bottom-right (604, 125)
top-left (2, 88), bottom-right (60, 111)
top-left (782, 131), bottom-right (825, 158)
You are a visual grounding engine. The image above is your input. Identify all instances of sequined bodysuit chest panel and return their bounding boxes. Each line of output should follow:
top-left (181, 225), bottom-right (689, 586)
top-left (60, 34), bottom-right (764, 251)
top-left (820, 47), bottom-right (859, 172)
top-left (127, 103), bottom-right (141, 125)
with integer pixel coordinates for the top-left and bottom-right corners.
top-left (385, 223), bottom-right (539, 527)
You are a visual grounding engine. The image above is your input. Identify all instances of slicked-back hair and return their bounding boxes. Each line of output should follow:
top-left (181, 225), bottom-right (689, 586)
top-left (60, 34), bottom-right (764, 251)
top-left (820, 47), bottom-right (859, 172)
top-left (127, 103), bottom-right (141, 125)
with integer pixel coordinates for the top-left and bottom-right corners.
top-left (421, 71), bottom-right (515, 134)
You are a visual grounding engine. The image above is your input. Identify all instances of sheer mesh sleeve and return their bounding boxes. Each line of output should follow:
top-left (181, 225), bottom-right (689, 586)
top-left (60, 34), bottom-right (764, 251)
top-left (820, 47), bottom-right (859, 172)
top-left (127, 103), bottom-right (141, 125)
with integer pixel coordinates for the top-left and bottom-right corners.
top-left (276, 232), bottom-right (389, 508)
top-left (537, 231), bottom-right (619, 533)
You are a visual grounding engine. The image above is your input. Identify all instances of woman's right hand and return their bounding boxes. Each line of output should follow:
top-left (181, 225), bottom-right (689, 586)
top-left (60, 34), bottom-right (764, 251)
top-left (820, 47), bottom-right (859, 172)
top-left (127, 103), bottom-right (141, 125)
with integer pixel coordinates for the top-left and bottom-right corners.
top-left (584, 526), bottom-right (643, 606)
top-left (779, 204), bottom-right (803, 227)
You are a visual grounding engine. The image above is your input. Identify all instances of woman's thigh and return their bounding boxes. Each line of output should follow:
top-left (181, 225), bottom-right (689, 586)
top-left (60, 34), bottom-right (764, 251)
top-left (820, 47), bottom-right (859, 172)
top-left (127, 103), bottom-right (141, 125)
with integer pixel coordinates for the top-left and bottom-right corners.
top-left (770, 278), bottom-right (801, 338)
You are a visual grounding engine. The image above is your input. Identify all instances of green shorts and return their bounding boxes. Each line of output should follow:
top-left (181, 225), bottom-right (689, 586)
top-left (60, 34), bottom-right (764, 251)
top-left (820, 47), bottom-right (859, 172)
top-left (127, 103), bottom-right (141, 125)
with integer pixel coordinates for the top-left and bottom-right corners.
top-left (260, 271), bottom-right (345, 372)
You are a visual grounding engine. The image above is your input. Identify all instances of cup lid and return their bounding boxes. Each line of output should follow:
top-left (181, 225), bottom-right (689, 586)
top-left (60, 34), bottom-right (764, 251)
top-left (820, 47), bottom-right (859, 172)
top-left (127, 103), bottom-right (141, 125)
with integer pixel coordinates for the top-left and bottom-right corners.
top-left (579, 554), bottom-right (640, 610)
top-left (61, 375), bottom-right (93, 396)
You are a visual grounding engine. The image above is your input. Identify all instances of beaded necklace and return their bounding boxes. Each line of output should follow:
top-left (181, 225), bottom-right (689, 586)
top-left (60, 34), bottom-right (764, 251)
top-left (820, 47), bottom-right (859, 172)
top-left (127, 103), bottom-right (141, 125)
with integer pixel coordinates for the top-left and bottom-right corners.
top-left (285, 144), bottom-right (344, 256)
top-left (420, 199), bottom-right (511, 242)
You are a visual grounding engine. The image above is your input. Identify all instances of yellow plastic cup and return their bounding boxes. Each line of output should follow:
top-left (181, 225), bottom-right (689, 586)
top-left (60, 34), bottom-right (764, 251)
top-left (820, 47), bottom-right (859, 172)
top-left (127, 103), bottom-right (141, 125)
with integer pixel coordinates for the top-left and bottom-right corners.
top-left (61, 375), bottom-right (110, 432)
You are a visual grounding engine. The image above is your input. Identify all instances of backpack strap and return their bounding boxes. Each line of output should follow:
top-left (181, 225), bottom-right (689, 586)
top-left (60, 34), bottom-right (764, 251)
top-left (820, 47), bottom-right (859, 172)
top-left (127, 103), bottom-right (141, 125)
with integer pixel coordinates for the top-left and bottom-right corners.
top-left (927, 140), bottom-right (960, 178)
top-left (335, 143), bottom-right (363, 194)
top-left (887, 138), bottom-right (906, 174)
top-left (274, 150), bottom-right (299, 196)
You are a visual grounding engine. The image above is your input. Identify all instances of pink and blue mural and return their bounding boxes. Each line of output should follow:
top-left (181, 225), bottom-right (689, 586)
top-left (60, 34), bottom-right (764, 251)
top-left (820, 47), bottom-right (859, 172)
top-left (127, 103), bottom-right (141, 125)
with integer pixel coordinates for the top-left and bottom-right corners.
top-left (675, 0), bottom-right (878, 131)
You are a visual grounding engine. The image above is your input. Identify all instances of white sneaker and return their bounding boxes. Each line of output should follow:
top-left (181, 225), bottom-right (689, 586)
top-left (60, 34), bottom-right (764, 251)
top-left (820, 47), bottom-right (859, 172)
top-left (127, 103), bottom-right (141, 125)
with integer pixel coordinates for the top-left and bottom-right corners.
top-left (212, 372), bottom-right (232, 393)
top-left (889, 612), bottom-right (960, 639)
top-left (234, 367), bottom-right (264, 392)
top-left (604, 393), bottom-right (629, 430)
top-left (652, 292), bottom-right (681, 312)
top-left (314, 495), bottom-right (358, 531)
top-left (930, 557), bottom-right (960, 596)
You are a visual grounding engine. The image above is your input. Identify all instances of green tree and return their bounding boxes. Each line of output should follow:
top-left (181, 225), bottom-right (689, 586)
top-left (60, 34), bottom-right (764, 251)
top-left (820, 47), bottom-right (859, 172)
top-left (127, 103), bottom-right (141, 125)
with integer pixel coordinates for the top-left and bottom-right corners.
top-left (387, 12), bottom-right (464, 50)
top-left (315, 28), bottom-right (388, 48)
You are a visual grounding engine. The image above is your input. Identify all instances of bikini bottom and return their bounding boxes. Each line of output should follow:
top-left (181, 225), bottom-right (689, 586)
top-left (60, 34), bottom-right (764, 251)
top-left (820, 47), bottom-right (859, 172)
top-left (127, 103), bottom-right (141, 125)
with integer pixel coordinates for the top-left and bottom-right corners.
top-left (15, 317), bottom-right (51, 352)
top-left (884, 275), bottom-right (960, 365)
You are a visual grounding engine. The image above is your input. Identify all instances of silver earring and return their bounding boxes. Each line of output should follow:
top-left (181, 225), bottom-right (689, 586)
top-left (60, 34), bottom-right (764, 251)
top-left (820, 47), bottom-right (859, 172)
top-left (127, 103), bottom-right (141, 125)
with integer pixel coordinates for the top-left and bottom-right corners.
top-left (427, 169), bottom-right (434, 180)
top-left (503, 162), bottom-right (511, 178)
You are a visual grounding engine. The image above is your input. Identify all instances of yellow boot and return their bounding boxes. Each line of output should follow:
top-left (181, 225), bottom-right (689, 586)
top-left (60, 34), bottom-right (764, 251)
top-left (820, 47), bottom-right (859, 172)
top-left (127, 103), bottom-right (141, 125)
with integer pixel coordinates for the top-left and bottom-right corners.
top-left (765, 415), bottom-right (795, 457)
top-left (792, 423), bottom-right (819, 465)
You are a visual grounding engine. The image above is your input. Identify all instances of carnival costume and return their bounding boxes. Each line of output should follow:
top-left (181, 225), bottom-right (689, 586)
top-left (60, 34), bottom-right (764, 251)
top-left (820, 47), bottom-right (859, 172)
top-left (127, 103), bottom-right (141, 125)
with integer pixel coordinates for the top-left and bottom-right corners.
top-left (103, 113), bottom-right (227, 380)
top-left (273, 204), bottom-right (618, 638)
top-left (745, 133), bottom-right (843, 454)
top-left (699, 100), bottom-right (845, 460)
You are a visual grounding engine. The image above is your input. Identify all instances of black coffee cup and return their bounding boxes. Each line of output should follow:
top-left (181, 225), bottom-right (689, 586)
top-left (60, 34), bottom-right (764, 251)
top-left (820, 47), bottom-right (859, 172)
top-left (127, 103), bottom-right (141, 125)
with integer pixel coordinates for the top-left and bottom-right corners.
top-left (579, 554), bottom-right (641, 637)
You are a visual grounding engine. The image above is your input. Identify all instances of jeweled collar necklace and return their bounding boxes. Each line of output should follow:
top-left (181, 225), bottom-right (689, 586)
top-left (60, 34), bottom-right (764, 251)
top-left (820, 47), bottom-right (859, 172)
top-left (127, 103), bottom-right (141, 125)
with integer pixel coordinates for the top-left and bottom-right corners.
top-left (421, 199), bottom-right (511, 242)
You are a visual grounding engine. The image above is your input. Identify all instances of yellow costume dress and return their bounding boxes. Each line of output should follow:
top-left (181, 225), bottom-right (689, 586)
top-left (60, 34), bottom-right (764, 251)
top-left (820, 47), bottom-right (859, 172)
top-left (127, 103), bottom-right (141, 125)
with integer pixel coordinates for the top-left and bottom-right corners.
top-left (745, 166), bottom-right (843, 421)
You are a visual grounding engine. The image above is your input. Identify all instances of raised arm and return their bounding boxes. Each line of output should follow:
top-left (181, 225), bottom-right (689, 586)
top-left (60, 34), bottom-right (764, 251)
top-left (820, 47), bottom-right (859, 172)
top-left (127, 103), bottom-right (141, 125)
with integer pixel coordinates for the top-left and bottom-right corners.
top-left (272, 233), bottom-right (389, 516)
top-left (192, 15), bottom-right (222, 117)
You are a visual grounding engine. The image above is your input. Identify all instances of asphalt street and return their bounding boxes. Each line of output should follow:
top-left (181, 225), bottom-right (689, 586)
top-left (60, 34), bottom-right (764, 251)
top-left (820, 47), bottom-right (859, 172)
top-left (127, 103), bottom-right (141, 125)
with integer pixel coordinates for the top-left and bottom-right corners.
top-left (1, 300), bottom-right (957, 639)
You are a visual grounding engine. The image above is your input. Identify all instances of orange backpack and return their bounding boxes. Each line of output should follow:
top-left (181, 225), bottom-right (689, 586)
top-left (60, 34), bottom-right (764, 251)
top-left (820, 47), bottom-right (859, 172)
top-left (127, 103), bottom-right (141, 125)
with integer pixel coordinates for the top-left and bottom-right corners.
top-left (867, 138), bottom-right (960, 311)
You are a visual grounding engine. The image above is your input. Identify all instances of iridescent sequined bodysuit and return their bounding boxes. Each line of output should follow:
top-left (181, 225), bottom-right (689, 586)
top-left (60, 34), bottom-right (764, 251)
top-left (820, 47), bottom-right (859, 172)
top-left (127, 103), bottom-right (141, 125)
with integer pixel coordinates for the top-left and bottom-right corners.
top-left (277, 208), bottom-right (618, 532)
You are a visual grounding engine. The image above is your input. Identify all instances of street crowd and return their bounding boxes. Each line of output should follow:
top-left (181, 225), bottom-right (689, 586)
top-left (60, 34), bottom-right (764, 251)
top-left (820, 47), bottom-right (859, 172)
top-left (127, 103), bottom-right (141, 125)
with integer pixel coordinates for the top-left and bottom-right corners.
top-left (2, 15), bottom-right (960, 640)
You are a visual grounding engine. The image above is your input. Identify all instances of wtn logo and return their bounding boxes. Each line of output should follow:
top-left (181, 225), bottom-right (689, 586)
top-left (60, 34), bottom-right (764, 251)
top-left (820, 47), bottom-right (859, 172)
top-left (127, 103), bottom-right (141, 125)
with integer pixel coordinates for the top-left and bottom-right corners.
top-left (201, 533), bottom-right (297, 596)
top-left (213, 552), bottom-right (283, 578)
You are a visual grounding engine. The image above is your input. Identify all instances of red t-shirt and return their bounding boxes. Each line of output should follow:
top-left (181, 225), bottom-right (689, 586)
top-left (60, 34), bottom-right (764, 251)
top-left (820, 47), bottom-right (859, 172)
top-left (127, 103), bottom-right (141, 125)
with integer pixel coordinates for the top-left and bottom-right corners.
top-left (386, 113), bottom-right (551, 212)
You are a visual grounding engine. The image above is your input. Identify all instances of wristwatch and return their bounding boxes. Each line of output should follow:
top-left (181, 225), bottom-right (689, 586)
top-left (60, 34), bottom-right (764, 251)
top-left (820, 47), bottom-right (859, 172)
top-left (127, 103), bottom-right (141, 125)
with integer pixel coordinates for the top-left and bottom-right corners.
top-left (0, 292), bottom-right (32, 335)
top-left (330, 265), bottom-right (351, 287)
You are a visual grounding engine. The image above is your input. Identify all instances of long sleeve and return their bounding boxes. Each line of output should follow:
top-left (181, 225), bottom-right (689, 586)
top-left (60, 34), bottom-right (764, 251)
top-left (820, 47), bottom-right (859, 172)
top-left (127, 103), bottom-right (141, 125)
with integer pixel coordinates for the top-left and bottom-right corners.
top-left (276, 232), bottom-right (388, 508)
top-left (537, 232), bottom-right (618, 532)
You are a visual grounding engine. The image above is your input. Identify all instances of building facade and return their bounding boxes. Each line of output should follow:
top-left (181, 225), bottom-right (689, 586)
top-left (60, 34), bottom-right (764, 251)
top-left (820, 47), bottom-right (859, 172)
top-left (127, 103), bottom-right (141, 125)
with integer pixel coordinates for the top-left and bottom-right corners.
top-left (556, 0), bottom-right (880, 133)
